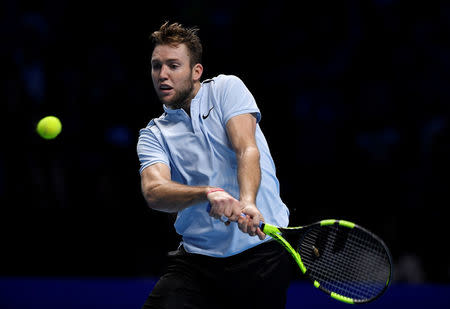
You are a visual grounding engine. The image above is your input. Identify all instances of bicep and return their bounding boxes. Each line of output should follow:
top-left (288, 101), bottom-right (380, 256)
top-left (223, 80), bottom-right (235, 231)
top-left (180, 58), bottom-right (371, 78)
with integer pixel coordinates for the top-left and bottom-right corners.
top-left (226, 113), bottom-right (258, 153)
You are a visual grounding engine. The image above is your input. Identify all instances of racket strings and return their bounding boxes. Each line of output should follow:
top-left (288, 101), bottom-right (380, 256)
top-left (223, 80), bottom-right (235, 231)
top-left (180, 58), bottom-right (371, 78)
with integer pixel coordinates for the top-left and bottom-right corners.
top-left (303, 228), bottom-right (389, 299)
top-left (310, 231), bottom-right (388, 299)
top-left (299, 225), bottom-right (391, 301)
top-left (302, 232), bottom-right (384, 299)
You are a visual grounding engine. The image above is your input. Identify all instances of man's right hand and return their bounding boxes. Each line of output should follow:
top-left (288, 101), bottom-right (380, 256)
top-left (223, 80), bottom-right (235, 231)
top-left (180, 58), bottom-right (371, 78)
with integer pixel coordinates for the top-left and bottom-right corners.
top-left (206, 189), bottom-right (242, 223)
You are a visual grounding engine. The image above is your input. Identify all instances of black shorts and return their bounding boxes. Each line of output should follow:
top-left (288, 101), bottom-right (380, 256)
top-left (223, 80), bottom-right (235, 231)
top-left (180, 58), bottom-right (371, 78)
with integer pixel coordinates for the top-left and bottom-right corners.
top-left (142, 240), bottom-right (295, 309)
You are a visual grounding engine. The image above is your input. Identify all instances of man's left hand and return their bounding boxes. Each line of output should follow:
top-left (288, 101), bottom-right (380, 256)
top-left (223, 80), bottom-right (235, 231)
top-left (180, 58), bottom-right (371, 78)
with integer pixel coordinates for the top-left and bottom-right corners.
top-left (238, 202), bottom-right (266, 240)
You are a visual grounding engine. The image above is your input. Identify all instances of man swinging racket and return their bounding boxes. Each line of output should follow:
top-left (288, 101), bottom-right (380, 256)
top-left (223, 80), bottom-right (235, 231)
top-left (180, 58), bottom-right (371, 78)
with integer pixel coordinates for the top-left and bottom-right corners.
top-left (137, 21), bottom-right (292, 309)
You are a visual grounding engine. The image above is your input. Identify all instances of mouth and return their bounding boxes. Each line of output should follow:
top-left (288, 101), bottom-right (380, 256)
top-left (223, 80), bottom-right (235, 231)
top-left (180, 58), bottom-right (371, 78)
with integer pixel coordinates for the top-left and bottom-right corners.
top-left (159, 84), bottom-right (173, 94)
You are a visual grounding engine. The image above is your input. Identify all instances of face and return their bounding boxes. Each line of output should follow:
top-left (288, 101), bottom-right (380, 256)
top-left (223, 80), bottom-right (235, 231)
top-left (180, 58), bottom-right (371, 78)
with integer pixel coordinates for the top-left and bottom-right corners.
top-left (151, 43), bottom-right (202, 109)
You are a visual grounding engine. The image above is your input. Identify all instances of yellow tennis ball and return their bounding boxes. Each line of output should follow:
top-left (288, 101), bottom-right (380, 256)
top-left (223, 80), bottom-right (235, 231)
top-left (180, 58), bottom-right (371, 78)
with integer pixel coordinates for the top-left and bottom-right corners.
top-left (36, 116), bottom-right (62, 139)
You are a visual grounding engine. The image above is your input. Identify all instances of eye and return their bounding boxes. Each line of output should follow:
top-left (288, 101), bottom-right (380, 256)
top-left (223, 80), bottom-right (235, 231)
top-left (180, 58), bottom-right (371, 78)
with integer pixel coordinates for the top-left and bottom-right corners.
top-left (170, 63), bottom-right (180, 69)
top-left (151, 62), bottom-right (161, 70)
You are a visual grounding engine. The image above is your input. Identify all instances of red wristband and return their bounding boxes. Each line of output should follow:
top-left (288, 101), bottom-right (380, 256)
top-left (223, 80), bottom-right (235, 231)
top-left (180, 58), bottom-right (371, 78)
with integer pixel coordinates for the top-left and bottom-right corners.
top-left (206, 188), bottom-right (225, 196)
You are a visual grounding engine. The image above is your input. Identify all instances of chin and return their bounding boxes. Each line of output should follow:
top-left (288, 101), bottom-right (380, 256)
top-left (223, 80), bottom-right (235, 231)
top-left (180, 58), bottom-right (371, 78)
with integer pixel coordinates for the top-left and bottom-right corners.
top-left (158, 95), bottom-right (173, 105)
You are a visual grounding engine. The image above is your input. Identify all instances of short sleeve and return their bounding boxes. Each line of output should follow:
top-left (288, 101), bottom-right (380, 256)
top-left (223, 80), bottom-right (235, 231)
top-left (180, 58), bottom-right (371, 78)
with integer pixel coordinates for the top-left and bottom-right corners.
top-left (216, 75), bottom-right (261, 125)
top-left (137, 126), bottom-right (170, 174)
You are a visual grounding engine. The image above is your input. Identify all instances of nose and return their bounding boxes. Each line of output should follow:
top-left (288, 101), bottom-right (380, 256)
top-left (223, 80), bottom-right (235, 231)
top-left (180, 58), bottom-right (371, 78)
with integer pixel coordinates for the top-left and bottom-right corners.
top-left (158, 64), bottom-right (169, 81)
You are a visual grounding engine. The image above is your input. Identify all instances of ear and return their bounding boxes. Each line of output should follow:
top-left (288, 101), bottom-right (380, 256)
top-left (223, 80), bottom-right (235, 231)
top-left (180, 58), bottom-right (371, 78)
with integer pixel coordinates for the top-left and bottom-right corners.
top-left (192, 63), bottom-right (203, 82)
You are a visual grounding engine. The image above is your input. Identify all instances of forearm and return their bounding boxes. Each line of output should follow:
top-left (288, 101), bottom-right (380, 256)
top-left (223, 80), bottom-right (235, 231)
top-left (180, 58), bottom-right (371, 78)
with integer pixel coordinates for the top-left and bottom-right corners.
top-left (236, 145), bottom-right (261, 204)
top-left (142, 180), bottom-right (211, 213)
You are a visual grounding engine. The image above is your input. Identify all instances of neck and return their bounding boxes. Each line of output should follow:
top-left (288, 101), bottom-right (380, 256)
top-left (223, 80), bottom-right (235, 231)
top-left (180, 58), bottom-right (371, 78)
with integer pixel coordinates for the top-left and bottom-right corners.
top-left (182, 81), bottom-right (201, 116)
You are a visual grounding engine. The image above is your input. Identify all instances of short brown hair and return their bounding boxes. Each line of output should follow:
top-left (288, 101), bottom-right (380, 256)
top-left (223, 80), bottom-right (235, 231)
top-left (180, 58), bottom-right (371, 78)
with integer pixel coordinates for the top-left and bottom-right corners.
top-left (150, 21), bottom-right (202, 68)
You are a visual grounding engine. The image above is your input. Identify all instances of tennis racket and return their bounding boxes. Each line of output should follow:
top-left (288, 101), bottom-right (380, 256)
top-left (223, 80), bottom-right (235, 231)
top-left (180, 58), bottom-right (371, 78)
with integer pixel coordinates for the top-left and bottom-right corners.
top-left (207, 207), bottom-right (392, 304)
top-left (260, 219), bottom-right (392, 304)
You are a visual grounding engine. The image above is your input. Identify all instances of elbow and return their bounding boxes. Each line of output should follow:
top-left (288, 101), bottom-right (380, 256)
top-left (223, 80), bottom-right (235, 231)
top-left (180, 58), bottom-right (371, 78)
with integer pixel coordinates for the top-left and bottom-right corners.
top-left (143, 192), bottom-right (158, 210)
top-left (142, 181), bottom-right (175, 213)
top-left (239, 145), bottom-right (260, 161)
top-left (141, 183), bottom-right (162, 210)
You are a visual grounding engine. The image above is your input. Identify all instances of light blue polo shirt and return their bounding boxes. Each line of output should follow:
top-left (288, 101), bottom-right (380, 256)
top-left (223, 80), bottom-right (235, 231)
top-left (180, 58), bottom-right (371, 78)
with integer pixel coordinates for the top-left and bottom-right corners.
top-left (137, 74), bottom-right (289, 257)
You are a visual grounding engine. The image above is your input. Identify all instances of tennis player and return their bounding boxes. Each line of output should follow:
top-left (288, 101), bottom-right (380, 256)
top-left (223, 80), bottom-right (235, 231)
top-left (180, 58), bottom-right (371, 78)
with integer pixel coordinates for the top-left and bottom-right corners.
top-left (138, 21), bottom-right (292, 308)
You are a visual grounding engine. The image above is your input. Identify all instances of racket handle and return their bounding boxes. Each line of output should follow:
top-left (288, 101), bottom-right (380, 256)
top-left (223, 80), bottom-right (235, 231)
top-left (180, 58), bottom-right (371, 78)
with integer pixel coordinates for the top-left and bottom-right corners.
top-left (206, 204), bottom-right (264, 228)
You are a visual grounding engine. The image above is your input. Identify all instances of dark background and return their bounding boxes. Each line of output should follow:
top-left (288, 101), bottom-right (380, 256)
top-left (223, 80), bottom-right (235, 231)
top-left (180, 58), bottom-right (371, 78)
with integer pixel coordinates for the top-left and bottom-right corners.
top-left (2, 0), bottom-right (449, 283)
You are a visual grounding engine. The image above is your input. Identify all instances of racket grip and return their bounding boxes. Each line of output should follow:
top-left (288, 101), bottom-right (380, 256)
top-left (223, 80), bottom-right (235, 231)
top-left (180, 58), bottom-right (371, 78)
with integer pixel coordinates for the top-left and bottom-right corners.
top-left (206, 204), bottom-right (264, 227)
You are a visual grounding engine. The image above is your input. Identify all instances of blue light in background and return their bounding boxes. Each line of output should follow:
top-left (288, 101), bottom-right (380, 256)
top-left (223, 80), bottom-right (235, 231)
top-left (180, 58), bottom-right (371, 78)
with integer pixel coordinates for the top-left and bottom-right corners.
top-left (0, 278), bottom-right (449, 309)
top-left (105, 125), bottom-right (132, 148)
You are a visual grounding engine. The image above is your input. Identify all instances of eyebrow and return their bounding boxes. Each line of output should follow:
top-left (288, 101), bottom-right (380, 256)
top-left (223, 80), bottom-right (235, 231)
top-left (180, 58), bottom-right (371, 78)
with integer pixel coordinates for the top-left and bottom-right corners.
top-left (151, 58), bottom-right (181, 64)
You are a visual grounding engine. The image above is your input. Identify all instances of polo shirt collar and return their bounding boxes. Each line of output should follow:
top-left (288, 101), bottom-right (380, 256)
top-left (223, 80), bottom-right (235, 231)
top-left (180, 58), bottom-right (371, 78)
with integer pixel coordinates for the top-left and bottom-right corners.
top-left (163, 104), bottom-right (181, 114)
